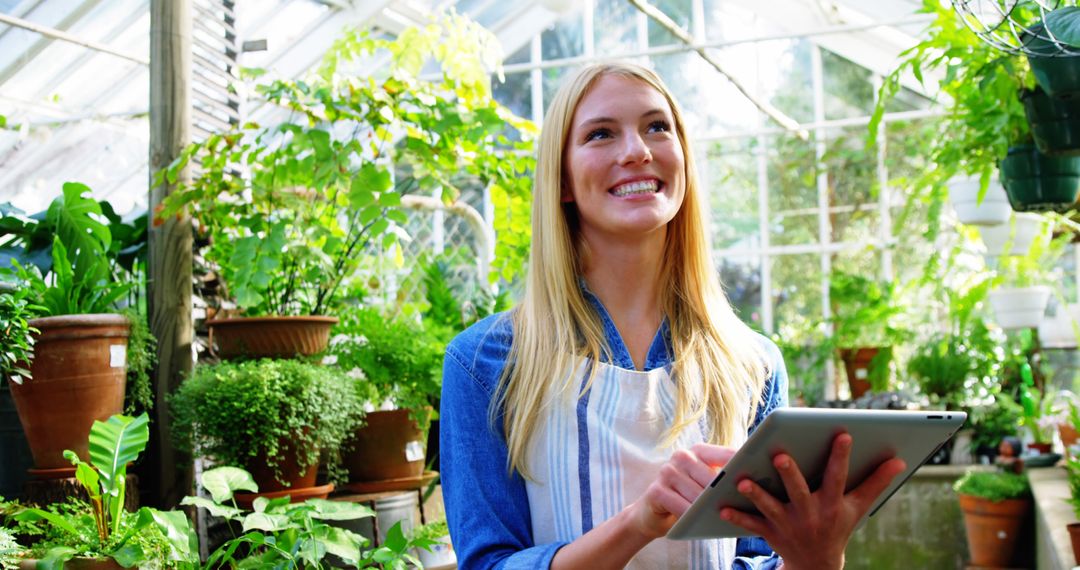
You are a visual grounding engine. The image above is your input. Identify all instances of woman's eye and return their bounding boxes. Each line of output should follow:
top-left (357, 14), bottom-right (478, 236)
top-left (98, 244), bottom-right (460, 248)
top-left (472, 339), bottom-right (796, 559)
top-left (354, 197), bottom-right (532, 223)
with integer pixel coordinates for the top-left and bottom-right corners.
top-left (648, 120), bottom-right (672, 133)
top-left (584, 128), bottom-right (612, 142)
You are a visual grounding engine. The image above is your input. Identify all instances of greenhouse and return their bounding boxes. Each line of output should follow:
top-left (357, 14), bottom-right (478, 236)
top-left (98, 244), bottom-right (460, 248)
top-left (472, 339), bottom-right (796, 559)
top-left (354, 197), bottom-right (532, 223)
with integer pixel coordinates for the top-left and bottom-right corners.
top-left (1, 0), bottom-right (1079, 567)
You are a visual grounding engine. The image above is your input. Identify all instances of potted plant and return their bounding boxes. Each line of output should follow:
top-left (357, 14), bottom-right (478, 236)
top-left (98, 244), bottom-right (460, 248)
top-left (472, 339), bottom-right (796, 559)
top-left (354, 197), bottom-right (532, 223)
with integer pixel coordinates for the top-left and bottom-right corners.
top-left (947, 176), bottom-right (1011, 226)
top-left (412, 517), bottom-right (457, 568)
top-left (827, 271), bottom-right (911, 398)
top-left (0, 184), bottom-right (154, 477)
top-left (327, 306), bottom-right (444, 487)
top-left (954, 468), bottom-right (1031, 568)
top-left (170, 358), bottom-right (366, 502)
top-left (11, 413), bottom-right (198, 568)
top-left (1024, 6), bottom-right (1080, 98)
top-left (987, 224), bottom-right (1067, 329)
top-left (155, 14), bottom-right (535, 359)
top-left (977, 212), bottom-right (1049, 257)
top-left (1063, 455), bottom-right (1080, 564)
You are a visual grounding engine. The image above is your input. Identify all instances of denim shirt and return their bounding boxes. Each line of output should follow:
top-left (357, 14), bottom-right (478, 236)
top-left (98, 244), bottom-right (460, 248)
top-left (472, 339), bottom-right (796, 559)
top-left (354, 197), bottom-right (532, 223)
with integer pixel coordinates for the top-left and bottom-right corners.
top-left (440, 292), bottom-right (788, 569)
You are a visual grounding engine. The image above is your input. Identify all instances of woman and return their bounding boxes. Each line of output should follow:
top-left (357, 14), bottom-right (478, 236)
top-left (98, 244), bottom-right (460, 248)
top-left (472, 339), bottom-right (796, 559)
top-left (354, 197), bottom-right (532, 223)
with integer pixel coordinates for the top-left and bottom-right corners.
top-left (440, 62), bottom-right (905, 569)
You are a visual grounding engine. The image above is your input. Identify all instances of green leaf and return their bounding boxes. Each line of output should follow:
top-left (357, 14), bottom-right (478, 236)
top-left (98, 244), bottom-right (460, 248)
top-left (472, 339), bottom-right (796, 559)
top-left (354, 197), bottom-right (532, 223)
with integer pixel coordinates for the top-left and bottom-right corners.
top-left (1047, 7), bottom-right (1080, 48)
top-left (378, 192), bottom-right (401, 207)
top-left (312, 525), bottom-right (366, 563)
top-left (14, 508), bottom-right (80, 535)
top-left (147, 508), bottom-right (200, 562)
top-left (303, 498), bottom-right (375, 521)
top-left (37, 546), bottom-right (77, 570)
top-left (241, 511), bottom-right (292, 532)
top-left (201, 466), bottom-right (258, 503)
top-left (111, 542), bottom-right (145, 568)
top-left (383, 520), bottom-right (408, 552)
top-left (180, 496), bottom-right (244, 519)
top-left (88, 413), bottom-right (149, 499)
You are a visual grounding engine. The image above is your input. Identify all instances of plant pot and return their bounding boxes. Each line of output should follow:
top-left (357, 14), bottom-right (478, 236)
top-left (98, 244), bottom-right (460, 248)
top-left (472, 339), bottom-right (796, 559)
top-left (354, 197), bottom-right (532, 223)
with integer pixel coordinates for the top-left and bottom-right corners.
top-left (9, 314), bottom-right (129, 474)
top-left (244, 433), bottom-right (321, 495)
top-left (1026, 35), bottom-right (1080, 99)
top-left (1022, 86), bottom-right (1080, 156)
top-left (417, 536), bottom-right (457, 568)
top-left (207, 315), bottom-right (338, 360)
top-left (989, 286), bottom-right (1051, 330)
top-left (1061, 423), bottom-right (1079, 459)
top-left (977, 212), bottom-right (1047, 257)
top-left (1039, 303), bottom-right (1080, 348)
top-left (344, 409), bottom-right (427, 483)
top-left (837, 347), bottom-right (879, 400)
top-left (999, 144), bottom-right (1080, 212)
top-left (1069, 521), bottom-right (1080, 565)
top-left (1028, 441), bottom-right (1053, 455)
top-left (958, 493), bottom-right (1030, 568)
top-left (947, 177), bottom-right (1011, 226)
top-left (19, 558), bottom-right (123, 570)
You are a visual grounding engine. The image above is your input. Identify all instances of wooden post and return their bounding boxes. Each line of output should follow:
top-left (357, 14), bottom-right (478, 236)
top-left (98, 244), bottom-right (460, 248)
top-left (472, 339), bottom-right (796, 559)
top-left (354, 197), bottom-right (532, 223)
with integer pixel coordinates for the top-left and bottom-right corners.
top-left (147, 0), bottom-right (193, 509)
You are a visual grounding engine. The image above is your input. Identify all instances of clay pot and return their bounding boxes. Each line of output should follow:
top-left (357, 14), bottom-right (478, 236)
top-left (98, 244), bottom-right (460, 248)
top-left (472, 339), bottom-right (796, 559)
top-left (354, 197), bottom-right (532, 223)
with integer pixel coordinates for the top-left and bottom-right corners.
top-left (1029, 442), bottom-right (1053, 455)
top-left (1069, 521), bottom-right (1080, 565)
top-left (9, 314), bottom-right (129, 474)
top-left (1062, 423), bottom-right (1080, 458)
top-left (20, 557), bottom-right (123, 570)
top-left (958, 494), bottom-right (1031, 568)
top-left (344, 409), bottom-right (427, 483)
top-left (207, 316), bottom-right (338, 360)
top-left (838, 347), bottom-right (879, 399)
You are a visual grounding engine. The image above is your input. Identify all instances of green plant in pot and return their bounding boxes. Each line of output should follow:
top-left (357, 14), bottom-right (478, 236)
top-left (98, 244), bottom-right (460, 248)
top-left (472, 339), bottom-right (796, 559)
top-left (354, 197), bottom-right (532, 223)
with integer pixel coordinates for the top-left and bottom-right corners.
top-left (0, 184), bottom-right (155, 477)
top-left (327, 306), bottom-right (444, 486)
top-left (12, 413), bottom-right (198, 568)
top-left (170, 358), bottom-right (366, 500)
top-left (954, 468), bottom-right (1031, 568)
top-left (827, 271), bottom-right (912, 399)
top-left (155, 13), bottom-right (535, 360)
top-left (987, 225), bottom-right (1067, 330)
top-left (1063, 456), bottom-right (1080, 563)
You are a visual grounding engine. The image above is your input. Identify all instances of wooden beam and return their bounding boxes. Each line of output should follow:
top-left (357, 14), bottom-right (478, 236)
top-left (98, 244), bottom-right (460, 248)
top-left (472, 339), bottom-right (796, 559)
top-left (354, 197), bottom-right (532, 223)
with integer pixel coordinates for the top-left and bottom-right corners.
top-left (147, 0), bottom-right (193, 509)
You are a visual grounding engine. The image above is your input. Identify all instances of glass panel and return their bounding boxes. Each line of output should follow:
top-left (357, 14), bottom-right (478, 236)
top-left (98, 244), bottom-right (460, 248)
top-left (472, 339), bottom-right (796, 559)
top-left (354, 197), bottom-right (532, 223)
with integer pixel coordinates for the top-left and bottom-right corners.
top-left (594, 0), bottom-right (639, 55)
top-left (542, 66), bottom-right (572, 115)
top-left (647, 0), bottom-right (691, 47)
top-left (772, 253), bottom-right (827, 405)
top-left (821, 50), bottom-right (874, 121)
top-left (701, 1), bottom-right (760, 43)
top-left (541, 13), bottom-right (584, 61)
top-left (493, 71), bottom-right (532, 126)
top-left (662, 45), bottom-right (761, 135)
top-left (504, 42), bottom-right (531, 65)
top-left (822, 127), bottom-right (878, 245)
top-left (718, 255), bottom-right (763, 330)
top-left (885, 85), bottom-right (933, 114)
top-left (701, 139), bottom-right (759, 251)
top-left (767, 133), bottom-right (818, 246)
top-left (760, 39), bottom-right (814, 125)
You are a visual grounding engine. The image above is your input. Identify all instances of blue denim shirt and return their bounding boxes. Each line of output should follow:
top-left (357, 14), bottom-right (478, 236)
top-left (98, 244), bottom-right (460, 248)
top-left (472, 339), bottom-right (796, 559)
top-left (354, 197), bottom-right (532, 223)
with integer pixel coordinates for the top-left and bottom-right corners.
top-left (440, 292), bottom-right (788, 569)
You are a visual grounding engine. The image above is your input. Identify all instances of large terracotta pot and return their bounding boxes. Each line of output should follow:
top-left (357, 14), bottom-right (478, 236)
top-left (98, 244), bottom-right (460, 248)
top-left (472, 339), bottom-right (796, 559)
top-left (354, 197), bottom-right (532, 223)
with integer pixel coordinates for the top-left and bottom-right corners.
top-left (958, 493), bottom-right (1030, 568)
top-left (9, 314), bottom-right (129, 475)
top-left (1069, 521), bottom-right (1080, 565)
top-left (207, 316), bottom-right (338, 360)
top-left (838, 347), bottom-right (879, 399)
top-left (235, 432), bottom-right (332, 507)
top-left (344, 409), bottom-right (427, 483)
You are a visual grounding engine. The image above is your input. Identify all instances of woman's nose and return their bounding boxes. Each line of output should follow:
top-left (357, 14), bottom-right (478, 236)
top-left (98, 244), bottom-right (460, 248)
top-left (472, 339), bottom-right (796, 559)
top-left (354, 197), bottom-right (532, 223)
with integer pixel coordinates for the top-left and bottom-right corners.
top-left (619, 133), bottom-right (652, 165)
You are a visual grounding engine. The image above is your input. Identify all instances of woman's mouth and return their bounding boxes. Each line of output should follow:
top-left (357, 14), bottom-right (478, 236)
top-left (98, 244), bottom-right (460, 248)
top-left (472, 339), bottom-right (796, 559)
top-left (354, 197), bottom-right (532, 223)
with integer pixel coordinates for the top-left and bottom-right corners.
top-left (610, 179), bottom-right (662, 197)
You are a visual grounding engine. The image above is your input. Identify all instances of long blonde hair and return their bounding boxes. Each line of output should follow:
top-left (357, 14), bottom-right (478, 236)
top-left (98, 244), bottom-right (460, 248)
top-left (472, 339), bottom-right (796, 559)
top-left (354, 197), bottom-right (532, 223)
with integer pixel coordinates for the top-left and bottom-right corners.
top-left (495, 62), bottom-right (767, 478)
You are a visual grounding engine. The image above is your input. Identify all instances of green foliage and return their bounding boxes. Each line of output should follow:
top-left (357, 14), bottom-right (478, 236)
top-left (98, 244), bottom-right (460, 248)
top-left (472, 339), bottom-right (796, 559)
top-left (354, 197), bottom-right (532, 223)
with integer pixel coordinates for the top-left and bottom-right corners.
top-left (0, 527), bottom-right (20, 570)
top-left (989, 223), bottom-right (1068, 288)
top-left (328, 307), bottom-right (444, 431)
top-left (122, 308), bottom-right (156, 413)
top-left (157, 12), bottom-right (536, 316)
top-left (170, 359), bottom-right (366, 485)
top-left (1064, 456), bottom-right (1080, 519)
top-left (182, 466), bottom-right (429, 568)
top-left (954, 469), bottom-right (1030, 501)
top-left (968, 400), bottom-right (1020, 455)
top-left (12, 414), bottom-right (198, 567)
top-left (827, 271), bottom-right (912, 392)
top-left (420, 251), bottom-right (513, 345)
top-left (412, 517), bottom-right (450, 542)
top-left (0, 277), bottom-right (41, 384)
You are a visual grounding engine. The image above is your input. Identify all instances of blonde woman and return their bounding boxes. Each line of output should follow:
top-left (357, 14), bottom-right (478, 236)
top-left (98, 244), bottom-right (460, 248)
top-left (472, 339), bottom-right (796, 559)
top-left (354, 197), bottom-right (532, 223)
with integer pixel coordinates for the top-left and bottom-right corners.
top-left (439, 62), bottom-right (905, 569)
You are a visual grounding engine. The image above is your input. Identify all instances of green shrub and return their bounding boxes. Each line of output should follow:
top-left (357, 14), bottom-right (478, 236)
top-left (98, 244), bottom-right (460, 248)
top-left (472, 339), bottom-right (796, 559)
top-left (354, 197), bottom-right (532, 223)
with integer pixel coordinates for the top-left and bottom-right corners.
top-left (170, 358), bottom-right (367, 484)
top-left (954, 470), bottom-right (1030, 501)
top-left (413, 518), bottom-right (450, 542)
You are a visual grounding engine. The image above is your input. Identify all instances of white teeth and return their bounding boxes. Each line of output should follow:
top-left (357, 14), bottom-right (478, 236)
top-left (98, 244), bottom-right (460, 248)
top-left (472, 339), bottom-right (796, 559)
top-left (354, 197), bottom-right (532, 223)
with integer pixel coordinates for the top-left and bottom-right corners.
top-left (611, 180), bottom-right (659, 197)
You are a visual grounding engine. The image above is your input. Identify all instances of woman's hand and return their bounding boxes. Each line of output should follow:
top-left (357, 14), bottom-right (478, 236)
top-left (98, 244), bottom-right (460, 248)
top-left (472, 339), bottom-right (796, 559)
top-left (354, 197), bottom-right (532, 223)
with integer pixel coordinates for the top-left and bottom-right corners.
top-left (718, 433), bottom-right (907, 570)
top-left (628, 443), bottom-right (737, 540)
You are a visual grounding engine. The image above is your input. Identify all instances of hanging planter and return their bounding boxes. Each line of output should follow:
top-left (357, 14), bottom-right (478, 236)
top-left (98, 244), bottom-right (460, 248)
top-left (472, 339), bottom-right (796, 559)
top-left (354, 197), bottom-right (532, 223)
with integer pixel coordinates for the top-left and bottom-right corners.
top-left (947, 177), bottom-right (1011, 226)
top-left (977, 212), bottom-right (1048, 257)
top-left (1038, 303), bottom-right (1080, 348)
top-left (999, 144), bottom-right (1080, 212)
top-left (1025, 12), bottom-right (1080, 98)
top-left (1022, 86), bottom-right (1080, 155)
top-left (206, 315), bottom-right (338, 360)
top-left (989, 286), bottom-right (1052, 329)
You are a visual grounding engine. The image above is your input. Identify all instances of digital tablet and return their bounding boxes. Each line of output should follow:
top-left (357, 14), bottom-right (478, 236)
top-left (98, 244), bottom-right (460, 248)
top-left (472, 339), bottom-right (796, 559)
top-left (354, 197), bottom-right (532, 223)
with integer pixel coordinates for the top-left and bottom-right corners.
top-left (666, 407), bottom-right (967, 540)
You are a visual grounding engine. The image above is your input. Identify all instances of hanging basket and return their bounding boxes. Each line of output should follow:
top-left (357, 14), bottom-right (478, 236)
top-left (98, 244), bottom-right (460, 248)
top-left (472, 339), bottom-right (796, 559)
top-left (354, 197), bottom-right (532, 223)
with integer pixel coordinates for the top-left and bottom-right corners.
top-left (947, 177), bottom-right (1011, 226)
top-left (207, 316), bottom-right (338, 360)
top-left (977, 212), bottom-right (1047, 257)
top-left (989, 286), bottom-right (1051, 330)
top-left (1039, 303), bottom-right (1080, 348)
top-left (1022, 86), bottom-right (1080, 156)
top-left (999, 144), bottom-right (1080, 212)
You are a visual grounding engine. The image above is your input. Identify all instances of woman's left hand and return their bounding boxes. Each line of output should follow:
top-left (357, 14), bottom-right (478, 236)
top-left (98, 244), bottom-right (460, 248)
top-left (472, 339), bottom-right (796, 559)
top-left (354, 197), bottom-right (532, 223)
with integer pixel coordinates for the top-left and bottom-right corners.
top-left (717, 433), bottom-right (907, 570)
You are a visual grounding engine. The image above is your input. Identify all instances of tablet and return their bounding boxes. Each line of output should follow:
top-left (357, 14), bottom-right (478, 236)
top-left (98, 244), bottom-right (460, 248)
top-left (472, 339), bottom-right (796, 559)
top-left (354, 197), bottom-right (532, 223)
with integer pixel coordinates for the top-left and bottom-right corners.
top-left (666, 407), bottom-right (967, 540)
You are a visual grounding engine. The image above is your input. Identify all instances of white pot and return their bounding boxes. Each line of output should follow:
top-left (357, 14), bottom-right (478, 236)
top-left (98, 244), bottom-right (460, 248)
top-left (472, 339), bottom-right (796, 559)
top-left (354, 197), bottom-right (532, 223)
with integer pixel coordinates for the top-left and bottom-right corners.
top-left (1038, 303), bottom-right (1080, 349)
top-left (417, 536), bottom-right (457, 568)
top-left (948, 178), bottom-right (1011, 226)
top-left (977, 213), bottom-right (1047, 257)
top-left (989, 286), bottom-right (1052, 329)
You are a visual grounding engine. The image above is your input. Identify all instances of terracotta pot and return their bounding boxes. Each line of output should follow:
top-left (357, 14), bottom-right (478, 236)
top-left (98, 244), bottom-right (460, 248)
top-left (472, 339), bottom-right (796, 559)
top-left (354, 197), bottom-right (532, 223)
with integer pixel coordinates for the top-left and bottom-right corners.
top-left (207, 316), bottom-right (338, 360)
top-left (838, 347), bottom-right (879, 399)
top-left (345, 409), bottom-right (427, 483)
top-left (244, 433), bottom-right (320, 494)
top-left (1029, 441), bottom-right (1053, 455)
top-left (958, 493), bottom-right (1031, 568)
top-left (1062, 424), bottom-right (1080, 459)
top-left (9, 314), bottom-right (129, 473)
top-left (1069, 521), bottom-right (1080, 565)
top-left (20, 557), bottom-right (123, 570)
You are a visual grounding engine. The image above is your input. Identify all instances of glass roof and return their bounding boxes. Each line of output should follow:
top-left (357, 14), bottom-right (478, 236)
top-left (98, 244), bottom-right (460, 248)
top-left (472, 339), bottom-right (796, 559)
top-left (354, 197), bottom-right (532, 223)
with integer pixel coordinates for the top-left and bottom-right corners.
top-left (0, 0), bottom-right (931, 218)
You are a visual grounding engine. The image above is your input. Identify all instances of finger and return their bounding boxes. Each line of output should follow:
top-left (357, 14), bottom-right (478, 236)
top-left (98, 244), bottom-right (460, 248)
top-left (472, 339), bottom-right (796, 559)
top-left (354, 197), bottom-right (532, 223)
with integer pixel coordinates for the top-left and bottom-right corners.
top-left (719, 507), bottom-right (772, 539)
top-left (772, 453), bottom-right (812, 512)
top-left (690, 443), bottom-right (737, 469)
top-left (822, 432), bottom-right (853, 499)
top-left (847, 457), bottom-right (907, 509)
top-left (671, 448), bottom-right (724, 488)
top-left (736, 478), bottom-right (788, 524)
top-left (658, 463), bottom-right (708, 504)
top-left (648, 482), bottom-right (693, 518)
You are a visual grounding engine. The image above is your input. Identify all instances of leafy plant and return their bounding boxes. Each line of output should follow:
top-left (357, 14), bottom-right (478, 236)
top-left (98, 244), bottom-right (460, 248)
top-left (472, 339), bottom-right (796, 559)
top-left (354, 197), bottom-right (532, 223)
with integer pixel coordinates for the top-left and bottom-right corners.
top-left (328, 306), bottom-right (444, 431)
top-left (12, 413), bottom-right (198, 568)
top-left (989, 222), bottom-right (1068, 288)
top-left (827, 271), bottom-right (912, 392)
top-left (0, 527), bottom-right (21, 570)
top-left (954, 469), bottom-right (1031, 502)
top-left (182, 466), bottom-right (431, 568)
top-left (0, 278), bottom-right (41, 385)
top-left (1065, 456), bottom-right (1080, 519)
top-left (412, 517), bottom-right (450, 542)
top-left (156, 13), bottom-right (535, 316)
top-left (968, 400), bottom-right (1020, 457)
top-left (170, 358), bottom-right (366, 485)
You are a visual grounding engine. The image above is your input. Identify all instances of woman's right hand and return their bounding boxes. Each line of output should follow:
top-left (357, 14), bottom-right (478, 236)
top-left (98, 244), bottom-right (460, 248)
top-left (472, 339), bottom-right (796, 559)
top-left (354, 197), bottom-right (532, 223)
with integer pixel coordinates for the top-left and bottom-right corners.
top-left (628, 443), bottom-right (737, 539)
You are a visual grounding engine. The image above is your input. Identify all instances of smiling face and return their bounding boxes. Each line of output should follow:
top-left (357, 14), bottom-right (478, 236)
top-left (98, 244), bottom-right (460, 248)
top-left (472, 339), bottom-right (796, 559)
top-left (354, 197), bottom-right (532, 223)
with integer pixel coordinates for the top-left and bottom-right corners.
top-left (563, 73), bottom-right (686, 244)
